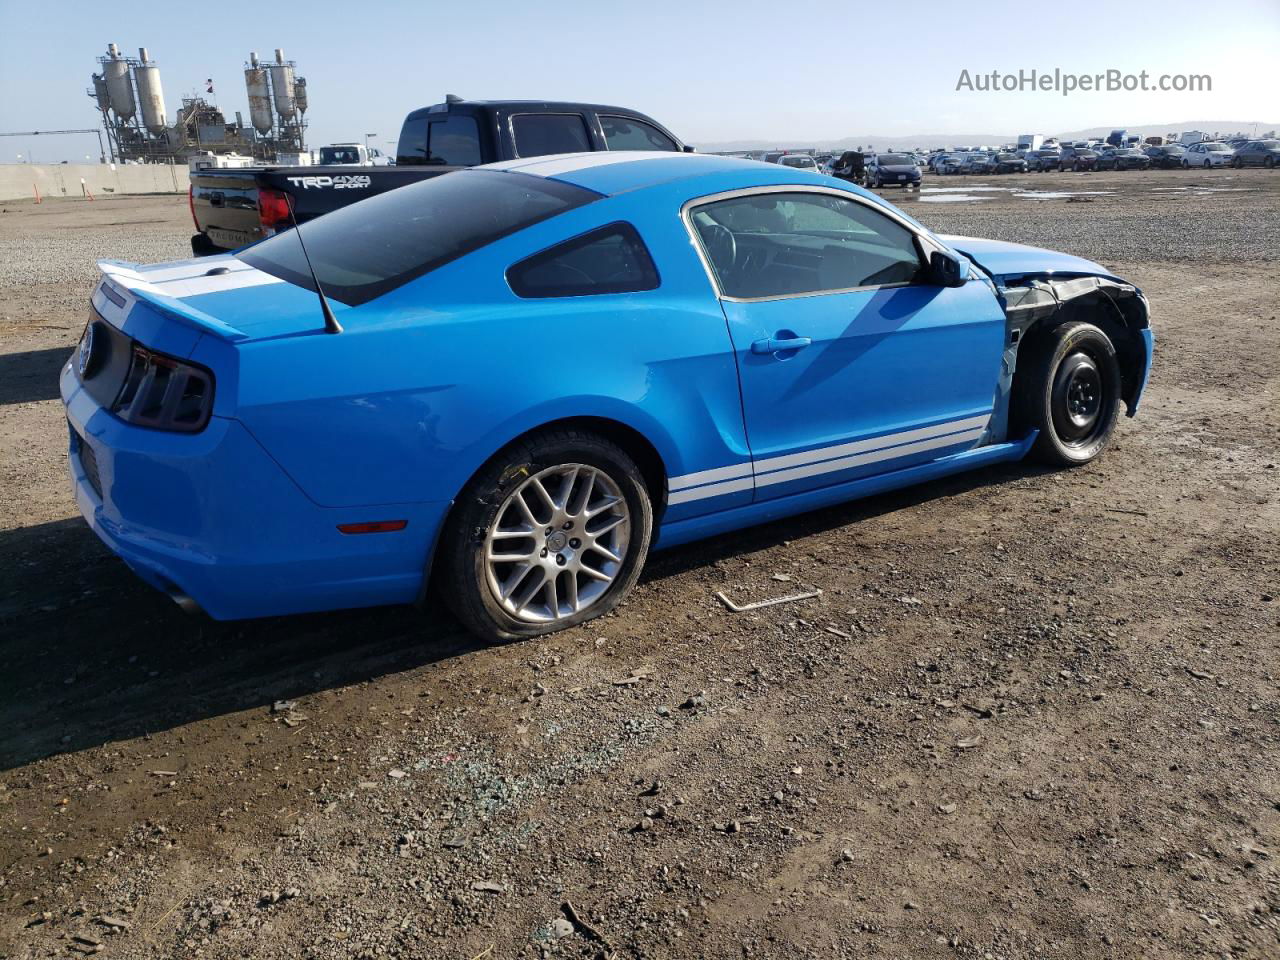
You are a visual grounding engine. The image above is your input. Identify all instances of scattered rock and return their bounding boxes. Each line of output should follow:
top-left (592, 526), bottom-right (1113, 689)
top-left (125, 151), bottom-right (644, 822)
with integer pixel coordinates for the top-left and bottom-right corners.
top-left (550, 917), bottom-right (575, 939)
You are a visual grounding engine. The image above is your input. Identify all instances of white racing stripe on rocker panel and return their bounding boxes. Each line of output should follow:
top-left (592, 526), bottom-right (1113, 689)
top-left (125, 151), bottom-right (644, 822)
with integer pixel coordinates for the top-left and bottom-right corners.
top-left (667, 414), bottom-right (990, 503)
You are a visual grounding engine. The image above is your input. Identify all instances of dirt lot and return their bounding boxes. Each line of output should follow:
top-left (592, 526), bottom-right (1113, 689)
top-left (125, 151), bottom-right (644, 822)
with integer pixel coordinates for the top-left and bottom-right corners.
top-left (1, 168), bottom-right (1278, 959)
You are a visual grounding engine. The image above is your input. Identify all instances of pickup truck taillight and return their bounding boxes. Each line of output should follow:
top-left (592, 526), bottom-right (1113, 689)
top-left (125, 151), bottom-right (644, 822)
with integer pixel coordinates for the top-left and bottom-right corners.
top-left (258, 188), bottom-right (292, 233)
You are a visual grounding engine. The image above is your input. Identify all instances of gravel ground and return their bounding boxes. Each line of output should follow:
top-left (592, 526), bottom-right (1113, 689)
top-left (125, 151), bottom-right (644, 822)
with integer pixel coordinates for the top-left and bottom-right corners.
top-left (1, 168), bottom-right (1278, 960)
top-left (899, 169), bottom-right (1280, 264)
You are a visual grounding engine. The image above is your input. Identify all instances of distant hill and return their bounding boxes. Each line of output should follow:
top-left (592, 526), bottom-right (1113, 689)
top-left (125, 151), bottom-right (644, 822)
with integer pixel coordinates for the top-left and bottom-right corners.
top-left (692, 120), bottom-right (1278, 153)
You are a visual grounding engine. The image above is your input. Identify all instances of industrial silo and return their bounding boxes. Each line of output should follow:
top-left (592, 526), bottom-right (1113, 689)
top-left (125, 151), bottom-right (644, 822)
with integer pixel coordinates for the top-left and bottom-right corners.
top-left (269, 49), bottom-right (296, 119)
top-left (91, 74), bottom-right (111, 113)
top-left (133, 48), bottom-right (167, 135)
top-left (103, 43), bottom-right (136, 121)
top-left (244, 52), bottom-right (273, 134)
top-left (293, 76), bottom-right (308, 114)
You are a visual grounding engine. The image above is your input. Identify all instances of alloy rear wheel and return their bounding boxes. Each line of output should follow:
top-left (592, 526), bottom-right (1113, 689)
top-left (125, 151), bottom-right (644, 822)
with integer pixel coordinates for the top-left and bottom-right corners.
top-left (483, 463), bottom-right (631, 625)
top-left (438, 429), bottom-right (652, 641)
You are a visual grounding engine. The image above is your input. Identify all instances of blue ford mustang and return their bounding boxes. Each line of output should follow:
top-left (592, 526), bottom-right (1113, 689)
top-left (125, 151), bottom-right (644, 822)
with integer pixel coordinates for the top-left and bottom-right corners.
top-left (62, 152), bottom-right (1153, 640)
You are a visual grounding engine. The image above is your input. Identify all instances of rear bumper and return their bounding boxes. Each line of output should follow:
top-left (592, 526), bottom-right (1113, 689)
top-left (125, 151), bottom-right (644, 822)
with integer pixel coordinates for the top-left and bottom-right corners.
top-left (61, 360), bottom-right (448, 620)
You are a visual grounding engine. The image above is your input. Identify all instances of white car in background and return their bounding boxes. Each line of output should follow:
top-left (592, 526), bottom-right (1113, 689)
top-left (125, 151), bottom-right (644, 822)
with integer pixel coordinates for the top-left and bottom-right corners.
top-left (777, 154), bottom-right (820, 172)
top-left (1182, 142), bottom-right (1233, 168)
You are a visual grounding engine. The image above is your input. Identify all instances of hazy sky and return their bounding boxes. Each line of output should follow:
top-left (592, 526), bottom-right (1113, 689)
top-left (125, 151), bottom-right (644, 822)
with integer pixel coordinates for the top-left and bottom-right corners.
top-left (1, 0), bottom-right (1276, 161)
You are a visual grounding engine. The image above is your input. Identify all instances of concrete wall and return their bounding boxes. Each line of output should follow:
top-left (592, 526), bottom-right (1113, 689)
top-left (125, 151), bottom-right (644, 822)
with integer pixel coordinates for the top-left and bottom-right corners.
top-left (0, 163), bottom-right (187, 202)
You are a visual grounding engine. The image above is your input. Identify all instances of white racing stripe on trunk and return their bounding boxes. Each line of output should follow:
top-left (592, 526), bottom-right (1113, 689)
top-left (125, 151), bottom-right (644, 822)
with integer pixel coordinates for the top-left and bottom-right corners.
top-left (156, 270), bottom-right (284, 298)
top-left (132, 258), bottom-right (254, 283)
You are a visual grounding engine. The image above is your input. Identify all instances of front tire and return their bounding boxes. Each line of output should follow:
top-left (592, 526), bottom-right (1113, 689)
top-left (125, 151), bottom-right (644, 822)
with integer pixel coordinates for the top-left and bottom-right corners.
top-left (1014, 322), bottom-right (1122, 467)
top-left (439, 429), bottom-right (653, 641)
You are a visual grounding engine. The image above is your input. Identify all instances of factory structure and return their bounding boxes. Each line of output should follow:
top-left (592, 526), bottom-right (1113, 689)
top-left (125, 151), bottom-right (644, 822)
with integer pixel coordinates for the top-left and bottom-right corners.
top-left (87, 43), bottom-right (309, 164)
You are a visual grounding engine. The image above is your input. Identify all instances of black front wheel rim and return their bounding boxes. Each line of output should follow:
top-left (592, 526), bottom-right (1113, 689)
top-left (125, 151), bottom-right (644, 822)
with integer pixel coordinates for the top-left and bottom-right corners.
top-left (1051, 352), bottom-right (1106, 445)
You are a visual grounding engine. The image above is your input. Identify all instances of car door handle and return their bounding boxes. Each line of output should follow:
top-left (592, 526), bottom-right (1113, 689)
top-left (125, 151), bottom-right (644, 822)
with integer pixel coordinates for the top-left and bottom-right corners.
top-left (751, 336), bottom-right (812, 355)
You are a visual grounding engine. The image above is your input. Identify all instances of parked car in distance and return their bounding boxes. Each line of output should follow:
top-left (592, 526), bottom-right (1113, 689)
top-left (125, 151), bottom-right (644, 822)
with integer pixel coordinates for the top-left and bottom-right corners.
top-left (763, 151), bottom-right (786, 164)
top-left (778, 154), bottom-right (820, 172)
top-left (960, 152), bottom-right (993, 174)
top-left (1059, 146), bottom-right (1099, 172)
top-left (932, 153), bottom-right (965, 175)
top-left (1232, 139), bottom-right (1280, 168)
top-left (992, 152), bottom-right (1027, 174)
top-left (1026, 149), bottom-right (1061, 172)
top-left (867, 153), bottom-right (923, 188)
top-left (1096, 148), bottom-right (1152, 171)
top-left (1144, 145), bottom-right (1186, 169)
top-left (190, 98), bottom-right (688, 254)
top-left (829, 151), bottom-right (867, 185)
top-left (1182, 141), bottom-right (1234, 168)
top-left (64, 151), bottom-right (1153, 640)
top-left (317, 143), bottom-right (392, 166)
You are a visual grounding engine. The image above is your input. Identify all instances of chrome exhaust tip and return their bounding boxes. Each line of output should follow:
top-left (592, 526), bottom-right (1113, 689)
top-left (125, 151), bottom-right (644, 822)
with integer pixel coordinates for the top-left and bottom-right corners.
top-left (164, 585), bottom-right (203, 616)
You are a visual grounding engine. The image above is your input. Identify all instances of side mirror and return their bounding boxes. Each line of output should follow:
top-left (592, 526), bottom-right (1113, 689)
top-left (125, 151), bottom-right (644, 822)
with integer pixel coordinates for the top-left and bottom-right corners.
top-left (682, 145), bottom-right (696, 153)
top-left (929, 250), bottom-right (967, 287)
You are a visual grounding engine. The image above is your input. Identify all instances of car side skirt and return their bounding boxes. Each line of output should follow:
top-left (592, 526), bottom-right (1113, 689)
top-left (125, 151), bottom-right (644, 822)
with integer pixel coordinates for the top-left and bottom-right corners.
top-left (652, 433), bottom-right (1037, 550)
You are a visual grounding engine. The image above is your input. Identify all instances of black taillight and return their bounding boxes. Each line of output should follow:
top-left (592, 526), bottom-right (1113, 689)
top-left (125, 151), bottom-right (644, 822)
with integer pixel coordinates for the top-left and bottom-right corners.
top-left (112, 345), bottom-right (214, 433)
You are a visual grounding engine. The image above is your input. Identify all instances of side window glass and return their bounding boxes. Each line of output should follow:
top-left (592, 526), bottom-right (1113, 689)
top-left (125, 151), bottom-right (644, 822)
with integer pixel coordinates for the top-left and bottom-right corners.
top-left (512, 114), bottom-right (592, 157)
top-left (690, 192), bottom-right (923, 299)
top-left (600, 115), bottom-right (678, 152)
top-left (507, 223), bottom-right (660, 299)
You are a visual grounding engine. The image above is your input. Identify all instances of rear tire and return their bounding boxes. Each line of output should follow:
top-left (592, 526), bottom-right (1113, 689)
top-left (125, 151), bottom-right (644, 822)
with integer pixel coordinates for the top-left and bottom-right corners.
top-left (1013, 322), bottom-right (1122, 467)
top-left (438, 429), bottom-right (653, 642)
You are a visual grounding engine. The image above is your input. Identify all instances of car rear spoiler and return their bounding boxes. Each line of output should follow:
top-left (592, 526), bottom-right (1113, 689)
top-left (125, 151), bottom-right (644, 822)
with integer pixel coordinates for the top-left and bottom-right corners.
top-left (96, 260), bottom-right (250, 342)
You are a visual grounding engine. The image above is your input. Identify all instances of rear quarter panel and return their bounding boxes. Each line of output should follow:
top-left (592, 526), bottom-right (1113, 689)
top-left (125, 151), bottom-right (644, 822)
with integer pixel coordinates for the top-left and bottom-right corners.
top-left (231, 184), bottom-right (752, 519)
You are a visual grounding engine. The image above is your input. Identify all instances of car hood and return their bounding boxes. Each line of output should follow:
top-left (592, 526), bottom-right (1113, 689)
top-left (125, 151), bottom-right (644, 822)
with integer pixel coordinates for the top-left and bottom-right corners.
top-left (99, 255), bottom-right (351, 342)
top-left (937, 235), bottom-right (1120, 282)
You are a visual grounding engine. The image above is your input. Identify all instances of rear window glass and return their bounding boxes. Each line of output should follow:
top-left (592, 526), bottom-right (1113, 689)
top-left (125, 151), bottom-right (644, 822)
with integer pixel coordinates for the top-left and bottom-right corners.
top-left (599, 115), bottom-right (678, 152)
top-left (507, 223), bottom-right (660, 299)
top-left (319, 146), bottom-right (362, 164)
top-left (237, 171), bottom-right (598, 306)
top-left (395, 115), bottom-right (481, 166)
top-left (512, 114), bottom-right (592, 157)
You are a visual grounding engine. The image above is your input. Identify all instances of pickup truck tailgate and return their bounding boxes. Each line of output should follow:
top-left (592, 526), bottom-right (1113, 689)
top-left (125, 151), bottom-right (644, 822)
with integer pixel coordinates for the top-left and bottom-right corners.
top-left (190, 170), bottom-right (264, 251)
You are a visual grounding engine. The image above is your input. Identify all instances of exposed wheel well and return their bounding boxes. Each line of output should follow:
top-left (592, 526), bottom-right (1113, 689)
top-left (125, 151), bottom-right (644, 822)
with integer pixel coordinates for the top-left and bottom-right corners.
top-left (1008, 282), bottom-right (1148, 414)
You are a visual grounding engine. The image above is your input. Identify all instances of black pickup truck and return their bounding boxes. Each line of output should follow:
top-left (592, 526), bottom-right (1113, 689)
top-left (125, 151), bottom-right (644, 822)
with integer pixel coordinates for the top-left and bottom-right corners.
top-left (189, 98), bottom-right (688, 254)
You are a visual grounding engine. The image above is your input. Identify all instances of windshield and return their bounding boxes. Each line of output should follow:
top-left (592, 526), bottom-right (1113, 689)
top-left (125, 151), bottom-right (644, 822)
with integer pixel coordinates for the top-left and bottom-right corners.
top-left (319, 146), bottom-right (362, 164)
top-left (1205, 143), bottom-right (1230, 151)
top-left (997, 154), bottom-right (1019, 161)
top-left (238, 170), bottom-right (599, 306)
top-left (780, 156), bottom-right (816, 168)
top-left (879, 154), bottom-right (912, 165)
